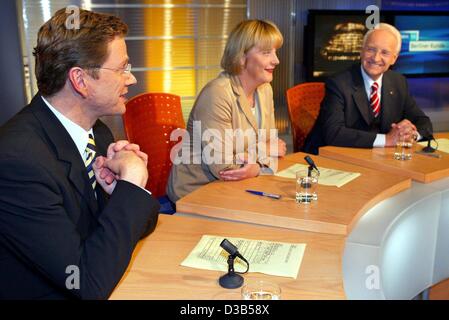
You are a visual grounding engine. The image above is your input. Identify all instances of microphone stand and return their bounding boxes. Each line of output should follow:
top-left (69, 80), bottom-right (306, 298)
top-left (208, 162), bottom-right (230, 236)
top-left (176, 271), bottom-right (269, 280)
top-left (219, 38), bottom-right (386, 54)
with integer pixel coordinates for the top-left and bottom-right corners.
top-left (219, 254), bottom-right (249, 289)
top-left (307, 165), bottom-right (313, 177)
top-left (422, 139), bottom-right (436, 153)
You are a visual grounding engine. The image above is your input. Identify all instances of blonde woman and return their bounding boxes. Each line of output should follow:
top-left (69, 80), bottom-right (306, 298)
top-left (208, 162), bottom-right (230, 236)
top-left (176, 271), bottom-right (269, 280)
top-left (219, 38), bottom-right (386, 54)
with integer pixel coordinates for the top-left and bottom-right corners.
top-left (167, 19), bottom-right (286, 202)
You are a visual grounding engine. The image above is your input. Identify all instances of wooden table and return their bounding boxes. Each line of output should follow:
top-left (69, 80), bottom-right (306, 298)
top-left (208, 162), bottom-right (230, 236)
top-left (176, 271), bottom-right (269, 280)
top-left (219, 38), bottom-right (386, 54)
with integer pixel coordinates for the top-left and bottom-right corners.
top-left (110, 214), bottom-right (345, 300)
top-left (319, 133), bottom-right (449, 183)
top-left (176, 152), bottom-right (410, 235)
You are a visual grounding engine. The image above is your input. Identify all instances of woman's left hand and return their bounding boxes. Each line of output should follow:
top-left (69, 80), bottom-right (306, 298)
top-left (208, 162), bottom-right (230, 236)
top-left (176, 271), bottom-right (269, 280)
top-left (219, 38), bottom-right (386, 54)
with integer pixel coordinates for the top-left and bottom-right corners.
top-left (219, 163), bottom-right (260, 181)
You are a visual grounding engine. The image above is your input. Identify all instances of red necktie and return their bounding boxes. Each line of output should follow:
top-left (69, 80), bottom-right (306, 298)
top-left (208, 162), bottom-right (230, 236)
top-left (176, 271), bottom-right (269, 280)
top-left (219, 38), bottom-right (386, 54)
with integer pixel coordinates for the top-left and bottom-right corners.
top-left (370, 82), bottom-right (380, 118)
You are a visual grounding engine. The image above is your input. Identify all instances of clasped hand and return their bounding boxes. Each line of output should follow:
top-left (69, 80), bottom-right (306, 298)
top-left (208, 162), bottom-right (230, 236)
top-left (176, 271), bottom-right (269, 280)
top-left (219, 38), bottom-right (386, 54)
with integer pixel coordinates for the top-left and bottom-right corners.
top-left (92, 140), bottom-right (148, 194)
top-left (386, 119), bottom-right (418, 147)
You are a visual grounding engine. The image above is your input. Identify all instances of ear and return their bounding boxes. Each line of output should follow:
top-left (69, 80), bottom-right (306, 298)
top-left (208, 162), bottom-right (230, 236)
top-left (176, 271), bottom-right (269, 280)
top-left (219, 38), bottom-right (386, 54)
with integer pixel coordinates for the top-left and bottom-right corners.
top-left (67, 67), bottom-right (89, 97)
top-left (391, 53), bottom-right (399, 66)
top-left (239, 53), bottom-right (247, 69)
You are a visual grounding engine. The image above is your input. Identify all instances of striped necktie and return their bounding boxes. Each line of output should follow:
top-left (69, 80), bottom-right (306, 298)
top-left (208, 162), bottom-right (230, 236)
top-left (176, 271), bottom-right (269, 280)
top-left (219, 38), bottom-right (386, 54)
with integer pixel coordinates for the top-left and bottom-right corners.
top-left (85, 133), bottom-right (97, 190)
top-left (370, 82), bottom-right (380, 118)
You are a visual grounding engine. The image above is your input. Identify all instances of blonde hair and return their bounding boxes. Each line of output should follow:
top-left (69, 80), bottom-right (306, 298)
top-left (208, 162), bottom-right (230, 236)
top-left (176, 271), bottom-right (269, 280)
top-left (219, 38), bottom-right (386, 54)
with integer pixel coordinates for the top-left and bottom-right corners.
top-left (221, 19), bottom-right (283, 75)
top-left (363, 23), bottom-right (402, 54)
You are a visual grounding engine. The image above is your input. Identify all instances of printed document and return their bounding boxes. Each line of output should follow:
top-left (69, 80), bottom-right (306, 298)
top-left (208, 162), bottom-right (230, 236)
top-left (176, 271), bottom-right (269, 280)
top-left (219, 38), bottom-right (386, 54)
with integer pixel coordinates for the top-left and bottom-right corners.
top-left (181, 235), bottom-right (306, 278)
top-left (275, 163), bottom-right (360, 187)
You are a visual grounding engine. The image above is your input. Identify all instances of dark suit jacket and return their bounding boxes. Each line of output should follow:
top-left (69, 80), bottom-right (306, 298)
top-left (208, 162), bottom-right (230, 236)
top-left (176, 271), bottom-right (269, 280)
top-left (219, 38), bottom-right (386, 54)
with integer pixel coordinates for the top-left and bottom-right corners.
top-left (303, 64), bottom-right (433, 155)
top-left (0, 95), bottom-right (160, 299)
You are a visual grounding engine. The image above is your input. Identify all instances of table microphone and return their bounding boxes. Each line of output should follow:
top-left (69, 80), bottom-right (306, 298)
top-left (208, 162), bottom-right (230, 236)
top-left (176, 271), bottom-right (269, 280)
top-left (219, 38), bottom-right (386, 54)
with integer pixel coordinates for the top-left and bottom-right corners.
top-left (220, 239), bottom-right (246, 262)
top-left (304, 155), bottom-right (320, 177)
top-left (218, 239), bottom-right (249, 289)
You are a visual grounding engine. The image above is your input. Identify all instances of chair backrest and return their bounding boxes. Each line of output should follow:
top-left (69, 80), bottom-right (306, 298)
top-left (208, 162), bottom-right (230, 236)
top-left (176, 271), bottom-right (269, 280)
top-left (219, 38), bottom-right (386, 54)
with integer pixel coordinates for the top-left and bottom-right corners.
top-left (286, 82), bottom-right (325, 152)
top-left (123, 93), bottom-right (186, 197)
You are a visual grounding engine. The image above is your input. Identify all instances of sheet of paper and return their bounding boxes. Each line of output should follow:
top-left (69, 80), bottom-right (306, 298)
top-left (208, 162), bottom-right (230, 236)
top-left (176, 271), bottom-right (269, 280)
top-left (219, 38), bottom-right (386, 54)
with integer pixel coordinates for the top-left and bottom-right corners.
top-left (418, 138), bottom-right (449, 154)
top-left (181, 235), bottom-right (306, 279)
top-left (275, 163), bottom-right (360, 188)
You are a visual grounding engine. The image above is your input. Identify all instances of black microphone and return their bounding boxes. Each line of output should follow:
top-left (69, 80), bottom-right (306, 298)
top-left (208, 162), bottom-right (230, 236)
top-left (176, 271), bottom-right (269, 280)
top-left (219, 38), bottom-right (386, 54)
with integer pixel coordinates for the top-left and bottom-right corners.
top-left (220, 239), bottom-right (247, 263)
top-left (218, 239), bottom-right (249, 289)
top-left (304, 155), bottom-right (320, 173)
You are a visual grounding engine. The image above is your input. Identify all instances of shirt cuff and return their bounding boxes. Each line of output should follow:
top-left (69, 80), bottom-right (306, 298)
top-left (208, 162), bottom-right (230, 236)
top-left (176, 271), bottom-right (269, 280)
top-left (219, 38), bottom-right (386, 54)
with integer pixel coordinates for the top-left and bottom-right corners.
top-left (373, 134), bottom-right (386, 147)
top-left (415, 132), bottom-right (422, 141)
top-left (138, 186), bottom-right (152, 196)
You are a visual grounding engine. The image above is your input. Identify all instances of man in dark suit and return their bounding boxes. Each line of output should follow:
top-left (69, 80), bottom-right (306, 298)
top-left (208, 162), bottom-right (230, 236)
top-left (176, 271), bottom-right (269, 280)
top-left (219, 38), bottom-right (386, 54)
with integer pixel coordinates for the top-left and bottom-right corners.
top-left (0, 8), bottom-right (159, 299)
top-left (303, 23), bottom-right (433, 155)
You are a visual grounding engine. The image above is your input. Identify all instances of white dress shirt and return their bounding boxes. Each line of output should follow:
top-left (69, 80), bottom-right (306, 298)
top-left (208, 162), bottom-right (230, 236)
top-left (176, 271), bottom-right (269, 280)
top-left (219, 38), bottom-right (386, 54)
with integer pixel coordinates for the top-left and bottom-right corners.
top-left (360, 66), bottom-right (386, 147)
top-left (41, 96), bottom-right (93, 161)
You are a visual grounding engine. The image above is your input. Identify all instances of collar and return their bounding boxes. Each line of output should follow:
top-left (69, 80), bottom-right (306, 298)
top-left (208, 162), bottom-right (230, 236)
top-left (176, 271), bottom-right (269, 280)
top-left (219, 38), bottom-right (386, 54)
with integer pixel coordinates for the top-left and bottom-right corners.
top-left (361, 65), bottom-right (383, 96)
top-left (225, 72), bottom-right (259, 131)
top-left (41, 96), bottom-right (94, 158)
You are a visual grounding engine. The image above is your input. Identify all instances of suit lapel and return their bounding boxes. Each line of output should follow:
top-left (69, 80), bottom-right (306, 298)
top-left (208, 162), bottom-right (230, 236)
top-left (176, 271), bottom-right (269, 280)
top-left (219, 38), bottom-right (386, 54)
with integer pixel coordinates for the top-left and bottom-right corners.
top-left (351, 65), bottom-right (374, 126)
top-left (229, 75), bottom-right (258, 131)
top-left (92, 122), bottom-right (111, 214)
top-left (256, 87), bottom-right (267, 130)
top-left (379, 72), bottom-right (396, 133)
top-left (30, 95), bottom-right (99, 216)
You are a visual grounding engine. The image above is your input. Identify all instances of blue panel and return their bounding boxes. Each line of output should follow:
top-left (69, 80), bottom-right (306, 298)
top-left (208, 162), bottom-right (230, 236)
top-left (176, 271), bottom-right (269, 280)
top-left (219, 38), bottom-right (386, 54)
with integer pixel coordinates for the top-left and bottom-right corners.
top-left (395, 16), bottom-right (449, 76)
top-left (383, 0), bottom-right (449, 10)
top-left (380, 4), bottom-right (449, 112)
top-left (407, 77), bottom-right (449, 111)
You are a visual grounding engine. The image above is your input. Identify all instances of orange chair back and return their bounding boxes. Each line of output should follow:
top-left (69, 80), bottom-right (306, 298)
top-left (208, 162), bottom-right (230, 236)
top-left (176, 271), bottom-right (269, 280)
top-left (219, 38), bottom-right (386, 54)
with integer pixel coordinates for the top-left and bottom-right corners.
top-left (123, 93), bottom-right (186, 197)
top-left (286, 82), bottom-right (325, 152)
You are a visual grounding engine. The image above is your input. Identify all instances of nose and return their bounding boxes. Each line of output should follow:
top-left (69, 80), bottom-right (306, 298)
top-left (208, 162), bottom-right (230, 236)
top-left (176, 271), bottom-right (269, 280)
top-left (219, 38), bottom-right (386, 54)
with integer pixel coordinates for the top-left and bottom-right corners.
top-left (126, 72), bottom-right (137, 86)
top-left (272, 52), bottom-right (280, 66)
top-left (373, 50), bottom-right (382, 61)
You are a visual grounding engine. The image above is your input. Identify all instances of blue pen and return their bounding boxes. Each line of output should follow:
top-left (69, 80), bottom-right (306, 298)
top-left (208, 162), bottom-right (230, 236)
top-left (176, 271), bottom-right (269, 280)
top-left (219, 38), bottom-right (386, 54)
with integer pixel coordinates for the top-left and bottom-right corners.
top-left (246, 189), bottom-right (281, 200)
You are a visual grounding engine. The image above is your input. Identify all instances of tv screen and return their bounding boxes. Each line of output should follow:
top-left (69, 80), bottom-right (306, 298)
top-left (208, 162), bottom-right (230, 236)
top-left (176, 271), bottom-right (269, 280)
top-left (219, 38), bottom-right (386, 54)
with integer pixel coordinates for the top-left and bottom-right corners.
top-left (304, 10), bottom-right (388, 80)
top-left (304, 10), bottom-right (449, 80)
top-left (394, 14), bottom-right (449, 77)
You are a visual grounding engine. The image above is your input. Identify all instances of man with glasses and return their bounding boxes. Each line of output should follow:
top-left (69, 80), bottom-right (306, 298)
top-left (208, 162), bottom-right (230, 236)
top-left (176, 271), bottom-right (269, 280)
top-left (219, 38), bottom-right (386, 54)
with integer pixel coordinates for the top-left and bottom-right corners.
top-left (0, 8), bottom-right (159, 299)
top-left (303, 23), bottom-right (433, 155)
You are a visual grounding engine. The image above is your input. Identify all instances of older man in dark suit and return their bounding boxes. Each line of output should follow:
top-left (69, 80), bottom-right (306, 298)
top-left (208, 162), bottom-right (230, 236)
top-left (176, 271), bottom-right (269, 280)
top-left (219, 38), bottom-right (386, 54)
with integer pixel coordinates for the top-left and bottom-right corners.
top-left (303, 23), bottom-right (433, 155)
top-left (0, 8), bottom-right (159, 299)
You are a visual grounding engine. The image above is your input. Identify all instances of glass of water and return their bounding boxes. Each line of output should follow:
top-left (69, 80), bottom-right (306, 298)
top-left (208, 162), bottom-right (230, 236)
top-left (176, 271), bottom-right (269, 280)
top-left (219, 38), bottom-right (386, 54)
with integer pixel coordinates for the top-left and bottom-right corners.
top-left (394, 137), bottom-right (413, 160)
top-left (295, 169), bottom-right (319, 204)
top-left (241, 280), bottom-right (281, 300)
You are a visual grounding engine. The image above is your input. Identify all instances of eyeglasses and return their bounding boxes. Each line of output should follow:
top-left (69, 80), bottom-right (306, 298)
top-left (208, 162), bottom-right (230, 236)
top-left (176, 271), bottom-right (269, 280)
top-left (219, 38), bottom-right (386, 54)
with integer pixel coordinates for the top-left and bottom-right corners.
top-left (94, 63), bottom-right (132, 75)
top-left (364, 47), bottom-right (395, 59)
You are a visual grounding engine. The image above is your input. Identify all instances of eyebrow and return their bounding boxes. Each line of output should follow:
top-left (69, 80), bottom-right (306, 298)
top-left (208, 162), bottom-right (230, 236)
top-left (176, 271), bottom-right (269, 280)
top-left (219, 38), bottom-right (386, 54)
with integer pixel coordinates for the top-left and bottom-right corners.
top-left (120, 57), bottom-right (129, 66)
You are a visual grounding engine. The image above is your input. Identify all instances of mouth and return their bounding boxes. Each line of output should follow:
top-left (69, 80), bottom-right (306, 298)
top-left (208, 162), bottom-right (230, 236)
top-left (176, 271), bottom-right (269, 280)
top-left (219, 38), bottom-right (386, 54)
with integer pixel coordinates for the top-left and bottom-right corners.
top-left (265, 68), bottom-right (275, 74)
top-left (367, 61), bottom-right (383, 68)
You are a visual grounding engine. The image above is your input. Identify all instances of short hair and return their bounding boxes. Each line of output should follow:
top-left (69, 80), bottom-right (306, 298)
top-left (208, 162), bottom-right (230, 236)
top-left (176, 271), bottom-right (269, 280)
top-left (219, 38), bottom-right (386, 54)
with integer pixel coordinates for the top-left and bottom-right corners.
top-left (221, 20), bottom-right (283, 75)
top-left (362, 23), bottom-right (402, 54)
top-left (33, 8), bottom-right (128, 97)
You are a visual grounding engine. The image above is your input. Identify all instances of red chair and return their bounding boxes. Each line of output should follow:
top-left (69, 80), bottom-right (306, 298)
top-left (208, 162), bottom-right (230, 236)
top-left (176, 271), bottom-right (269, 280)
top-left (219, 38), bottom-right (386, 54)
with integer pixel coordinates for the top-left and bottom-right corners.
top-left (286, 82), bottom-right (325, 152)
top-left (123, 93), bottom-right (186, 199)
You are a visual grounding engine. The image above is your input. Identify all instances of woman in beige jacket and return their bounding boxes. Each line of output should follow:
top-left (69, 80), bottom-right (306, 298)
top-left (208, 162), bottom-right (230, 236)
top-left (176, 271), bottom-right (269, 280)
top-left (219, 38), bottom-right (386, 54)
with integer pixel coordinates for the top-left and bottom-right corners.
top-left (167, 20), bottom-right (286, 203)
